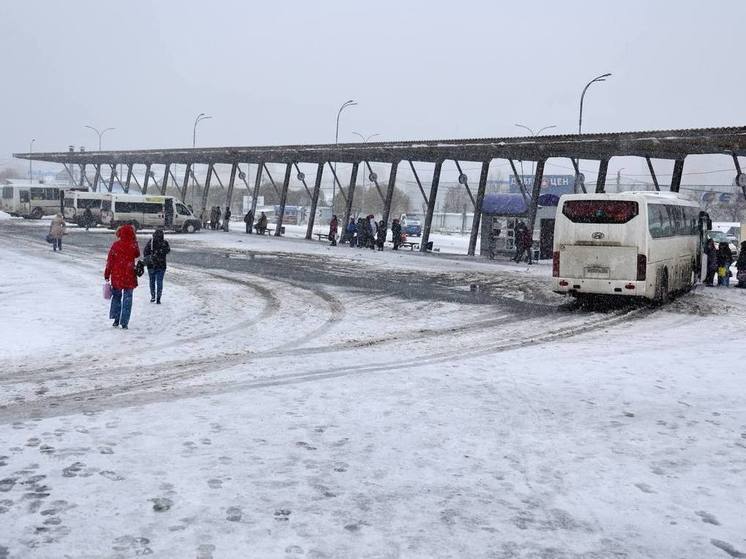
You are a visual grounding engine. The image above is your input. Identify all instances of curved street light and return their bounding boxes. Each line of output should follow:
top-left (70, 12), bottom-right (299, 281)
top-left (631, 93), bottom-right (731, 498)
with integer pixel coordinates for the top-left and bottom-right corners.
top-left (352, 131), bottom-right (379, 143)
top-left (84, 125), bottom-right (115, 151)
top-left (332, 100), bottom-right (357, 208)
top-left (29, 138), bottom-right (35, 184)
top-left (193, 112), bottom-right (212, 148)
top-left (578, 73), bottom-right (612, 135)
top-left (514, 124), bottom-right (557, 182)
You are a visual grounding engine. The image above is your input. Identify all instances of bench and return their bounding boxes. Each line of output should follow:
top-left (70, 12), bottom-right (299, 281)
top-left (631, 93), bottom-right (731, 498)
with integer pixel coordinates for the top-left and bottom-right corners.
top-left (255, 227), bottom-right (275, 235)
top-left (315, 233), bottom-right (329, 241)
top-left (400, 241), bottom-right (420, 251)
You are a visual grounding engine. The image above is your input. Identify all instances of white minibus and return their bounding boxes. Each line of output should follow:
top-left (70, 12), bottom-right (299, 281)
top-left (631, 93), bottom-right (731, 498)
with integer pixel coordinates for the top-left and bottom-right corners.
top-left (101, 194), bottom-right (201, 233)
top-left (552, 192), bottom-right (709, 302)
top-left (0, 184), bottom-right (64, 219)
top-left (63, 191), bottom-right (111, 226)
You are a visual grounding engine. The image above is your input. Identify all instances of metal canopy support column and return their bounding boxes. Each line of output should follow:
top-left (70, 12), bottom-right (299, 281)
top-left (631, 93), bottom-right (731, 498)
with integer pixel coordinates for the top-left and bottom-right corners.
top-left (595, 159), bottom-right (609, 193)
top-left (305, 162), bottom-right (324, 240)
top-left (107, 165), bottom-right (116, 192)
top-left (62, 164), bottom-right (76, 185)
top-left (263, 163), bottom-right (280, 197)
top-left (142, 163), bottom-right (152, 194)
top-left (342, 161), bottom-right (360, 229)
top-left (419, 160), bottom-right (443, 253)
top-left (382, 160), bottom-right (399, 227)
top-left (364, 161), bottom-right (384, 201)
top-left (226, 163), bottom-right (238, 208)
top-left (408, 160), bottom-right (428, 204)
top-left (326, 162), bottom-right (346, 203)
top-left (160, 163), bottom-right (171, 195)
top-left (468, 160), bottom-right (490, 257)
top-left (251, 162), bottom-right (263, 214)
top-left (201, 163), bottom-right (214, 211)
top-left (79, 164), bottom-right (87, 188)
top-left (526, 159), bottom-right (546, 241)
top-left (181, 163), bottom-right (192, 202)
top-left (92, 164), bottom-right (102, 193)
top-left (732, 153), bottom-right (746, 198)
top-left (508, 159), bottom-right (530, 203)
top-left (293, 162), bottom-right (313, 198)
top-left (125, 164), bottom-right (133, 193)
top-left (453, 161), bottom-right (475, 207)
top-left (670, 158), bottom-right (685, 192)
top-left (570, 158), bottom-right (587, 193)
top-left (274, 163), bottom-right (292, 237)
top-left (645, 157), bottom-right (660, 191)
top-left (130, 168), bottom-right (142, 193)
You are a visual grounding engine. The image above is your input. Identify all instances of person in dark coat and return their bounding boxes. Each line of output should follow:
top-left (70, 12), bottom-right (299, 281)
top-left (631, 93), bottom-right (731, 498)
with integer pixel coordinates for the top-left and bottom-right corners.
top-left (513, 222), bottom-right (528, 263)
top-left (716, 241), bottom-right (733, 287)
top-left (104, 224), bottom-right (140, 329)
top-left (329, 215), bottom-right (339, 246)
top-left (222, 207), bottom-right (232, 232)
top-left (391, 219), bottom-right (402, 250)
top-left (346, 218), bottom-right (357, 247)
top-left (82, 207), bottom-right (94, 231)
top-left (704, 239), bottom-right (718, 286)
top-left (244, 210), bottom-right (254, 234)
top-left (377, 219), bottom-right (387, 251)
top-left (356, 217), bottom-right (367, 248)
top-left (735, 241), bottom-right (746, 288)
top-left (143, 228), bottom-right (171, 304)
top-left (255, 212), bottom-right (268, 234)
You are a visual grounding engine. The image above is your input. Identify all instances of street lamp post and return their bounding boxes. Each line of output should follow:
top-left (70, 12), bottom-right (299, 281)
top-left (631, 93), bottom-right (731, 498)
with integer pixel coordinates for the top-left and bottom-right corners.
top-left (333, 100), bottom-right (357, 209)
top-left (192, 113), bottom-right (212, 200)
top-left (352, 132), bottom-right (380, 207)
top-left (29, 139), bottom-right (35, 184)
top-left (578, 73), bottom-right (612, 135)
top-left (84, 125), bottom-right (115, 151)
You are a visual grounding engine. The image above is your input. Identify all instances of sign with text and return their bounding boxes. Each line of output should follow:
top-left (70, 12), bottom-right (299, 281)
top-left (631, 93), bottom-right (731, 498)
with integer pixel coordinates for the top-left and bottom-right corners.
top-left (508, 175), bottom-right (575, 196)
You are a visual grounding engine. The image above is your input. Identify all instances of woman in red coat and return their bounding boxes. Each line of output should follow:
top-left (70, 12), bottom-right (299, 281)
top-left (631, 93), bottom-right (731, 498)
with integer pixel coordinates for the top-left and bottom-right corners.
top-left (104, 224), bottom-right (140, 329)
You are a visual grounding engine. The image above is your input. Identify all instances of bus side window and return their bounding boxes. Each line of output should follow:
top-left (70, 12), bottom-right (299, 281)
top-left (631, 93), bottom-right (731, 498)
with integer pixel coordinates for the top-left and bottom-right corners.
top-left (2, 187), bottom-right (12, 199)
top-left (648, 204), bottom-right (662, 238)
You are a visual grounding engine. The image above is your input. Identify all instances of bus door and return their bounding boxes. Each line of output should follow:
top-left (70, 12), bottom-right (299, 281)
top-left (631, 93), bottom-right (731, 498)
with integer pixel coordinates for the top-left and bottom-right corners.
top-left (19, 189), bottom-right (30, 215)
top-left (164, 198), bottom-right (174, 227)
top-left (697, 211), bottom-right (712, 281)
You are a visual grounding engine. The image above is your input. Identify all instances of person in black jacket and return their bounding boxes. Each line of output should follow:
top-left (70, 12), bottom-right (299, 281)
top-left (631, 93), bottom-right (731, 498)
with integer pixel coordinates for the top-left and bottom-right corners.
top-left (377, 219), bottom-right (387, 251)
top-left (717, 241), bottom-right (733, 287)
top-left (736, 241), bottom-right (746, 288)
top-left (144, 229), bottom-right (171, 304)
top-left (391, 219), bottom-right (402, 250)
top-left (243, 210), bottom-right (254, 234)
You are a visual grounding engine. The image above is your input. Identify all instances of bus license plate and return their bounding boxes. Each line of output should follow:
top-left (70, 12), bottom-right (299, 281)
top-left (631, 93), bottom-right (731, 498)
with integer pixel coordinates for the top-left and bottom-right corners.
top-left (584, 265), bottom-right (610, 278)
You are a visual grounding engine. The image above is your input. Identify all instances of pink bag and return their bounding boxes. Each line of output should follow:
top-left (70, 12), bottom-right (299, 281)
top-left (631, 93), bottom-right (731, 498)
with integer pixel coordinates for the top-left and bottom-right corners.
top-left (103, 282), bottom-right (112, 300)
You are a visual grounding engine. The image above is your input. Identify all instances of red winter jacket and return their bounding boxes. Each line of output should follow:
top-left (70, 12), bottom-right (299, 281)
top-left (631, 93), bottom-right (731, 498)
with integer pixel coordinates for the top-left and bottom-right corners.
top-left (104, 224), bottom-right (140, 290)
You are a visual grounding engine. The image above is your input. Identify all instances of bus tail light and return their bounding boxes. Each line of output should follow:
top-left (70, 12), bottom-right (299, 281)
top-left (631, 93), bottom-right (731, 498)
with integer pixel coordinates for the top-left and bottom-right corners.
top-left (559, 280), bottom-right (569, 287)
top-left (636, 254), bottom-right (647, 281)
top-left (552, 251), bottom-right (560, 277)
top-left (625, 283), bottom-right (636, 290)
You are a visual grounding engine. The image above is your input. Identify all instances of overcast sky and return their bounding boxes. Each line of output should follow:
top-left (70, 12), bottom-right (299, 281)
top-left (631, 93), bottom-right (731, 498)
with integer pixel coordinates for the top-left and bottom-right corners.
top-left (1, 0), bottom-right (744, 185)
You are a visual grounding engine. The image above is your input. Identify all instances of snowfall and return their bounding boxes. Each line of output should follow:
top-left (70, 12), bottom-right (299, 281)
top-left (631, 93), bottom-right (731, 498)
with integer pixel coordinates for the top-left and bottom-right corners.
top-left (1, 214), bottom-right (745, 559)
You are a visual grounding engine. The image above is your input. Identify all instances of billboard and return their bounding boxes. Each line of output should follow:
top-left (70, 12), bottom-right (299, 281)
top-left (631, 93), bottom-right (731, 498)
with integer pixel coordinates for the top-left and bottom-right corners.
top-left (508, 175), bottom-right (575, 197)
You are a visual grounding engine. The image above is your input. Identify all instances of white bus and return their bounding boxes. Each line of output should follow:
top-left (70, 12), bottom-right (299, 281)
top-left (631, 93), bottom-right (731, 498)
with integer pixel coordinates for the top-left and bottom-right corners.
top-left (552, 192), bottom-right (709, 302)
top-left (0, 183), bottom-right (64, 219)
top-left (101, 194), bottom-right (201, 233)
top-left (63, 191), bottom-right (111, 226)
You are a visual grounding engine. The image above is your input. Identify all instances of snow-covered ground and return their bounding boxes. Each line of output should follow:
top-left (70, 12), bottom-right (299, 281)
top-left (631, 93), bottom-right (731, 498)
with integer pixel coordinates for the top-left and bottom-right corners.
top-left (1, 224), bottom-right (746, 558)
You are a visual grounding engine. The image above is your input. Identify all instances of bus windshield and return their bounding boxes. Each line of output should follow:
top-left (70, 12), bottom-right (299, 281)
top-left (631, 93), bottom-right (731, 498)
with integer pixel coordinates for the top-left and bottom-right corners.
top-left (562, 200), bottom-right (638, 224)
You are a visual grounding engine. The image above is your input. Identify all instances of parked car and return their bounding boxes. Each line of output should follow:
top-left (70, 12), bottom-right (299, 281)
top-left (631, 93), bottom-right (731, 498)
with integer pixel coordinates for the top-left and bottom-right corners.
top-left (400, 214), bottom-right (422, 237)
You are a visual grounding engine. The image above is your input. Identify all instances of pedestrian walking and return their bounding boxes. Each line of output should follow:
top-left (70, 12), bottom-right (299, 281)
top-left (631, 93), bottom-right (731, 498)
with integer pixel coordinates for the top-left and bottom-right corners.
top-left (48, 213), bottom-right (66, 252)
top-left (377, 219), bottom-right (387, 251)
top-left (222, 207), bottom-right (232, 232)
top-left (716, 241), bottom-right (733, 287)
top-left (104, 224), bottom-right (140, 329)
top-left (391, 218), bottom-right (402, 250)
top-left (244, 209), bottom-right (254, 234)
top-left (704, 239), bottom-right (718, 286)
top-left (346, 218), bottom-right (358, 247)
top-left (736, 241), bottom-right (746, 288)
top-left (199, 208), bottom-right (207, 229)
top-left (329, 215), bottom-right (339, 246)
top-left (143, 228), bottom-right (170, 304)
top-left (512, 222), bottom-right (528, 263)
top-left (356, 217), bottom-right (367, 248)
top-left (82, 207), bottom-right (94, 231)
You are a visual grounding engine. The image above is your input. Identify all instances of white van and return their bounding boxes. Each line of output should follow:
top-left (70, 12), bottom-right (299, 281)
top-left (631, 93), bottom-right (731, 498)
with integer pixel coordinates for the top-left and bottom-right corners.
top-left (0, 183), bottom-right (64, 219)
top-left (63, 191), bottom-right (111, 226)
top-left (101, 194), bottom-right (201, 233)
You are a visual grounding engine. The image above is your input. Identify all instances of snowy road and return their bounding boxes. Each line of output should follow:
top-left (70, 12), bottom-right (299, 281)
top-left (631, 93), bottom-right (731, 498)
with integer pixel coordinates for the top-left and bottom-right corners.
top-left (1, 221), bottom-right (745, 558)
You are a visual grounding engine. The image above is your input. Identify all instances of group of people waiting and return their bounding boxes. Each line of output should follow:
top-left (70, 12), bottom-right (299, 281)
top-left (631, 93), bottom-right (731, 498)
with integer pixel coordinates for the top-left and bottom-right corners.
top-left (705, 239), bottom-right (746, 288)
top-left (328, 215), bottom-right (404, 250)
top-left (202, 206), bottom-right (232, 231)
top-left (242, 210), bottom-right (269, 234)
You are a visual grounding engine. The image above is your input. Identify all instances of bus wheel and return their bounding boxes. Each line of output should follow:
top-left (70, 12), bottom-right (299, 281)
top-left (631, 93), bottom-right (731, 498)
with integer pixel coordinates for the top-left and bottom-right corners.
top-left (654, 269), bottom-right (670, 305)
top-left (31, 207), bottom-right (43, 219)
top-left (184, 222), bottom-right (196, 234)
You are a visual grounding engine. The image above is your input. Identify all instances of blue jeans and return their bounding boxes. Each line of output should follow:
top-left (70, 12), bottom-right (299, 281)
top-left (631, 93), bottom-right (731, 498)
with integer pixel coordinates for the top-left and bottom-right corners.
top-left (148, 269), bottom-right (165, 301)
top-left (52, 238), bottom-right (62, 251)
top-left (110, 287), bottom-right (133, 327)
